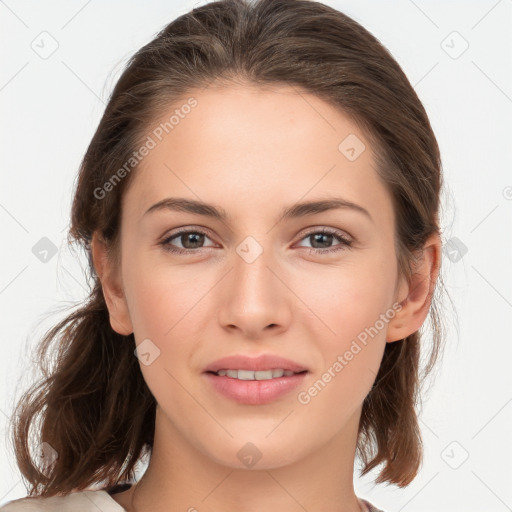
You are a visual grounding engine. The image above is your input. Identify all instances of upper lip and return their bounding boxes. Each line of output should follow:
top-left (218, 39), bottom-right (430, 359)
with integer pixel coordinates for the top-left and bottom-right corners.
top-left (203, 354), bottom-right (309, 373)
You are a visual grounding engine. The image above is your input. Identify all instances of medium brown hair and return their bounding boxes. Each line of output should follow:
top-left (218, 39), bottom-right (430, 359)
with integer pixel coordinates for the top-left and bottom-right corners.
top-left (11, 0), bottom-right (447, 496)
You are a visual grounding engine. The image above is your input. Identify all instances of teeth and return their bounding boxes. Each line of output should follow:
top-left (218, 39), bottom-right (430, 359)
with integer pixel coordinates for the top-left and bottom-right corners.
top-left (215, 369), bottom-right (299, 380)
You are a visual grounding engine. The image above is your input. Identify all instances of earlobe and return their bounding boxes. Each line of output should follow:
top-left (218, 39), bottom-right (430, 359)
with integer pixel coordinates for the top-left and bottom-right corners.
top-left (386, 233), bottom-right (441, 343)
top-left (91, 231), bottom-right (133, 336)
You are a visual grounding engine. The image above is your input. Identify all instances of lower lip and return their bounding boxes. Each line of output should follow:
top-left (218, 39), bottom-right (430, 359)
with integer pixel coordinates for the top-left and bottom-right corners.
top-left (203, 372), bottom-right (308, 405)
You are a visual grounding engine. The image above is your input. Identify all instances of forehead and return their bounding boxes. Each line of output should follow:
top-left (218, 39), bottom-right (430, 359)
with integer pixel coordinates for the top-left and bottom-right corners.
top-left (122, 82), bottom-right (392, 228)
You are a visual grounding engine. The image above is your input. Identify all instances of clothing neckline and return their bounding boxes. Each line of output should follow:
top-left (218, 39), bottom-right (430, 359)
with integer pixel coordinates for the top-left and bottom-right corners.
top-left (106, 483), bottom-right (133, 495)
top-left (102, 483), bottom-right (132, 511)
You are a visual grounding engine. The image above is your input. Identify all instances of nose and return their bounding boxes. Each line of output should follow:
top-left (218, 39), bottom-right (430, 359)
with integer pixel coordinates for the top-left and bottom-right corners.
top-left (216, 245), bottom-right (292, 339)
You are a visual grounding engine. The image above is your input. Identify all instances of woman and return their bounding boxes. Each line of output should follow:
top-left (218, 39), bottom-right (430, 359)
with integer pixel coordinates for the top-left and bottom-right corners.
top-left (1, 0), bottom-right (446, 510)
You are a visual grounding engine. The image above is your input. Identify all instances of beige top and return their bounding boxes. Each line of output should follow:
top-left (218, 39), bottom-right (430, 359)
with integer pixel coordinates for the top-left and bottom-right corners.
top-left (0, 490), bottom-right (124, 511)
top-left (0, 490), bottom-right (384, 511)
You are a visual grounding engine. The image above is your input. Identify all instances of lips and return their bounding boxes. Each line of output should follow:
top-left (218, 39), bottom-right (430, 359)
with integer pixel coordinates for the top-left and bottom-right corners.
top-left (204, 371), bottom-right (308, 405)
top-left (203, 353), bottom-right (309, 374)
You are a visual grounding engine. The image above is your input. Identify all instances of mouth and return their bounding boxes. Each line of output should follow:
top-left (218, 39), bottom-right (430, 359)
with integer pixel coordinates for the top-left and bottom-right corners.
top-left (203, 353), bottom-right (309, 375)
top-left (202, 353), bottom-right (310, 404)
top-left (205, 369), bottom-right (308, 380)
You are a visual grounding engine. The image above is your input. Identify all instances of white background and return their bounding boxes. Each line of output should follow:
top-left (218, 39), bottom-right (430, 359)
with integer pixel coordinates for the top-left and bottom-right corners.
top-left (1, 0), bottom-right (511, 510)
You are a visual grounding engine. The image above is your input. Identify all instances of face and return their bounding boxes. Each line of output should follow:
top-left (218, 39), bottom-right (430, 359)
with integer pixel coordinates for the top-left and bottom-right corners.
top-left (102, 81), bottom-right (411, 470)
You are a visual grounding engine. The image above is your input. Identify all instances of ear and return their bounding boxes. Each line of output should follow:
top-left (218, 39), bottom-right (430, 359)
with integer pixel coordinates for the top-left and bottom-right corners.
top-left (386, 232), bottom-right (441, 343)
top-left (91, 231), bottom-right (133, 336)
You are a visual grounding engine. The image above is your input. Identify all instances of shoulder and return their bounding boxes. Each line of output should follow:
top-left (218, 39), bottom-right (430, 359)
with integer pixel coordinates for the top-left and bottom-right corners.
top-left (0, 489), bottom-right (125, 512)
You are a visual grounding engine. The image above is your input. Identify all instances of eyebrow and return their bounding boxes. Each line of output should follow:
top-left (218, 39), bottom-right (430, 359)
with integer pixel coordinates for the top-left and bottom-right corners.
top-left (143, 197), bottom-right (373, 223)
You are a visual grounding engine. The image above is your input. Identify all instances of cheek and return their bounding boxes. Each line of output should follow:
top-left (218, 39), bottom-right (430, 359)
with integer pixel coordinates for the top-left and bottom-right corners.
top-left (123, 262), bottom-right (207, 411)
top-left (298, 258), bottom-right (396, 343)
top-left (122, 248), bottom-right (206, 339)
top-left (122, 255), bottom-right (215, 390)
top-left (295, 254), bottom-right (396, 401)
top-left (295, 273), bottom-right (391, 424)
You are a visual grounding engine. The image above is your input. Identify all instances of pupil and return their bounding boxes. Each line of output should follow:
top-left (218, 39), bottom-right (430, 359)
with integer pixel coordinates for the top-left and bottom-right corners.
top-left (183, 233), bottom-right (204, 249)
top-left (311, 233), bottom-right (332, 248)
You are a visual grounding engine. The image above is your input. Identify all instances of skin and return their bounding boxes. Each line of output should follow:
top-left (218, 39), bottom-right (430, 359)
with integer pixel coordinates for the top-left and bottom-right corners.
top-left (92, 81), bottom-right (441, 512)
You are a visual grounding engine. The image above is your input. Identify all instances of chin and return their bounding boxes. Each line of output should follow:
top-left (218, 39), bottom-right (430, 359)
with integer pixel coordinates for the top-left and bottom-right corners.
top-left (201, 436), bottom-right (309, 471)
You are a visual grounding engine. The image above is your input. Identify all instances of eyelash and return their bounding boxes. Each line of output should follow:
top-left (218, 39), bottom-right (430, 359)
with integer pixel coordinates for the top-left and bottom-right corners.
top-left (159, 227), bottom-right (353, 256)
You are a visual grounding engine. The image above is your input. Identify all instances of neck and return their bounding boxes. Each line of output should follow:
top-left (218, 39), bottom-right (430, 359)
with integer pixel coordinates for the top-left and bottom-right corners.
top-left (116, 405), bottom-right (364, 512)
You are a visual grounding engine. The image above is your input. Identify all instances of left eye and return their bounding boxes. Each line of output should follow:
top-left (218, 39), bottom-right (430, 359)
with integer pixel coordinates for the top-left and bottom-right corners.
top-left (160, 228), bottom-right (353, 255)
top-left (295, 229), bottom-right (353, 254)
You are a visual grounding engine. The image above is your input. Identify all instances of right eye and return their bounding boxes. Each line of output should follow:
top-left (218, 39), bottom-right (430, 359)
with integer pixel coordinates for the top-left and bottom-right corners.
top-left (160, 228), bottom-right (217, 255)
